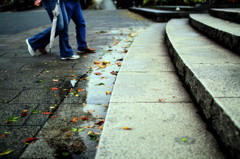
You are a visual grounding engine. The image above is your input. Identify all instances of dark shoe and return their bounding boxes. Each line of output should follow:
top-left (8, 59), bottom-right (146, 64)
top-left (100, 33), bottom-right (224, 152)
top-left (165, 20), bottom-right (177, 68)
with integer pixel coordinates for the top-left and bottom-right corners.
top-left (78, 45), bottom-right (96, 53)
top-left (38, 47), bottom-right (48, 54)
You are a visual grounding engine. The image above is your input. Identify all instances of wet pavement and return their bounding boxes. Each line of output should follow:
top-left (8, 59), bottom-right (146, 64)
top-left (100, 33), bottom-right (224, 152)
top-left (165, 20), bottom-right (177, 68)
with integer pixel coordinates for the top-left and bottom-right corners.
top-left (0, 3), bottom-right (152, 159)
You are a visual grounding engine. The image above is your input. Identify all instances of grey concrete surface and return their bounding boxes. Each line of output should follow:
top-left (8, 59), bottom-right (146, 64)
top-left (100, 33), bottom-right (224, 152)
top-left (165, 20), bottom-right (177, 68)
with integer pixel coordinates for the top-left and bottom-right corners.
top-left (129, 7), bottom-right (190, 22)
top-left (0, 8), bottom-right (152, 158)
top-left (166, 18), bottom-right (240, 158)
top-left (96, 23), bottom-right (224, 159)
top-left (210, 8), bottom-right (240, 24)
top-left (189, 13), bottom-right (240, 54)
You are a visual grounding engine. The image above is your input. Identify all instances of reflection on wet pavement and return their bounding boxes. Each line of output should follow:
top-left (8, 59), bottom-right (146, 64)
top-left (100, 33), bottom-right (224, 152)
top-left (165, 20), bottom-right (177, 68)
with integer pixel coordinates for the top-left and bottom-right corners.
top-left (54, 27), bottom-right (145, 158)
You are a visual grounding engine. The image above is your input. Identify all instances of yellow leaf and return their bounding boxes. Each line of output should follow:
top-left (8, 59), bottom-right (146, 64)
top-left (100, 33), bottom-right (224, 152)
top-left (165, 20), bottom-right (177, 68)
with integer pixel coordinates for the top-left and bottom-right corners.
top-left (122, 127), bottom-right (132, 130)
top-left (106, 91), bottom-right (111, 95)
top-left (96, 64), bottom-right (106, 68)
top-left (88, 131), bottom-right (93, 135)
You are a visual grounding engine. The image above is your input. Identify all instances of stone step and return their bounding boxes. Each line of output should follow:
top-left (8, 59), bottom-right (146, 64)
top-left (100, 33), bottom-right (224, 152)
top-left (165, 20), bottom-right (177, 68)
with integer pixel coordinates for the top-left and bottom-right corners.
top-left (209, 8), bottom-right (240, 24)
top-left (129, 7), bottom-right (190, 22)
top-left (165, 18), bottom-right (240, 158)
top-left (189, 13), bottom-right (240, 54)
top-left (96, 23), bottom-right (225, 159)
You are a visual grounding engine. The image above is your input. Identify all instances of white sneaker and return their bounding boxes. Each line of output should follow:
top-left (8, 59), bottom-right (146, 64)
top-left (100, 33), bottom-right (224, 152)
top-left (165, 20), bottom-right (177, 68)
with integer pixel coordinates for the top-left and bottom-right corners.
top-left (26, 39), bottom-right (35, 56)
top-left (61, 55), bottom-right (80, 60)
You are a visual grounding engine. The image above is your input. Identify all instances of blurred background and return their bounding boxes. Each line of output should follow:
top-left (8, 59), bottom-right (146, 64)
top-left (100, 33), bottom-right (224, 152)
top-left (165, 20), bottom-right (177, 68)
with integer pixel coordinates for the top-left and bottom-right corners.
top-left (0, 0), bottom-right (239, 12)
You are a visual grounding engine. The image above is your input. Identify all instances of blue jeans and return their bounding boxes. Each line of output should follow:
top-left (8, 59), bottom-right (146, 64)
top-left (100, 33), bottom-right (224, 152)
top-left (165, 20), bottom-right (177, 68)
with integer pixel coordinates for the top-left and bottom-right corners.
top-left (27, 0), bottom-right (74, 58)
top-left (64, 0), bottom-right (87, 50)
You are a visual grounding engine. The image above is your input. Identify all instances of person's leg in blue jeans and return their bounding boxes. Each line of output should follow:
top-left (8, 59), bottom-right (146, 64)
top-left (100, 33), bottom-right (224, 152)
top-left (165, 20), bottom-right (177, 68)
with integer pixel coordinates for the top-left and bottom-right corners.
top-left (26, 0), bottom-right (79, 59)
top-left (27, 0), bottom-right (63, 54)
top-left (64, 0), bottom-right (96, 53)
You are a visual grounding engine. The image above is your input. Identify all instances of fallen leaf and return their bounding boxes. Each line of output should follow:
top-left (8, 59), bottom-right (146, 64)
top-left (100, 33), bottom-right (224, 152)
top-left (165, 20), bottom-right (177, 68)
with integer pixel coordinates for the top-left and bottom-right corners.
top-left (50, 116), bottom-right (57, 118)
top-left (88, 125), bottom-right (95, 128)
top-left (71, 117), bottom-right (78, 122)
top-left (114, 41), bottom-right (119, 45)
top-left (88, 131), bottom-right (93, 135)
top-left (96, 83), bottom-right (105, 86)
top-left (4, 116), bottom-right (19, 123)
top-left (103, 105), bottom-right (109, 107)
top-left (2, 134), bottom-right (7, 138)
top-left (102, 61), bottom-right (110, 65)
top-left (95, 72), bottom-right (102, 75)
top-left (66, 133), bottom-right (73, 137)
top-left (78, 88), bottom-right (84, 92)
top-left (96, 64), bottom-right (106, 68)
top-left (181, 138), bottom-right (188, 142)
top-left (106, 91), bottom-right (111, 95)
top-left (43, 112), bottom-right (52, 115)
top-left (116, 62), bottom-right (121, 66)
top-left (110, 71), bottom-right (117, 75)
top-left (78, 128), bottom-right (85, 132)
top-left (122, 127), bottom-right (132, 130)
top-left (51, 87), bottom-right (58, 90)
top-left (22, 109), bottom-right (28, 113)
top-left (159, 99), bottom-right (164, 102)
top-left (21, 112), bottom-right (28, 117)
top-left (52, 79), bottom-right (59, 82)
top-left (0, 150), bottom-right (13, 157)
top-left (88, 133), bottom-right (99, 141)
top-left (71, 128), bottom-right (78, 132)
top-left (62, 152), bottom-right (70, 157)
top-left (24, 137), bottom-right (39, 144)
top-left (122, 50), bottom-right (128, 53)
top-left (80, 116), bottom-right (89, 121)
top-left (96, 120), bottom-right (104, 126)
top-left (98, 126), bottom-right (103, 130)
top-left (101, 77), bottom-right (107, 79)
top-left (94, 61), bottom-right (102, 64)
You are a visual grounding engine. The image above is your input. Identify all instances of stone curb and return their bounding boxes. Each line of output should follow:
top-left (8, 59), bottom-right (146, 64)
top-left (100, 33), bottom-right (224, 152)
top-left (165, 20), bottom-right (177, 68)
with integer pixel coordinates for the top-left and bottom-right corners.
top-left (129, 7), bottom-right (190, 22)
top-left (165, 18), bottom-right (240, 158)
top-left (209, 8), bottom-right (240, 24)
top-left (189, 13), bottom-right (240, 55)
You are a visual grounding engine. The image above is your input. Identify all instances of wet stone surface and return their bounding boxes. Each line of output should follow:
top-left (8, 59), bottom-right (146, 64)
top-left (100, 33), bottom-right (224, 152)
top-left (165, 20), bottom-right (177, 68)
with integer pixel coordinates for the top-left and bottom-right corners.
top-left (0, 8), bottom-right (152, 158)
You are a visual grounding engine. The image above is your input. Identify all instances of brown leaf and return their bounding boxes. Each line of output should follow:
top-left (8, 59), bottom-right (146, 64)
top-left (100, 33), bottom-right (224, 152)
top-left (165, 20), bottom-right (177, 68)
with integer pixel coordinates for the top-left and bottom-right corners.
top-left (96, 120), bottom-right (104, 126)
top-left (2, 134), bottom-right (7, 138)
top-left (21, 112), bottom-right (28, 117)
top-left (110, 71), bottom-right (117, 75)
top-left (80, 116), bottom-right (89, 121)
top-left (95, 72), bottom-right (102, 75)
top-left (50, 116), bottom-right (57, 118)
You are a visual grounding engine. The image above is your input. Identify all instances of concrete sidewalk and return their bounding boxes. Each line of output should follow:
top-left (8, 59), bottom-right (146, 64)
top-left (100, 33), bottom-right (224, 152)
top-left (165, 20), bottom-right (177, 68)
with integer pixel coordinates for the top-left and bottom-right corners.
top-left (95, 23), bottom-right (225, 158)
